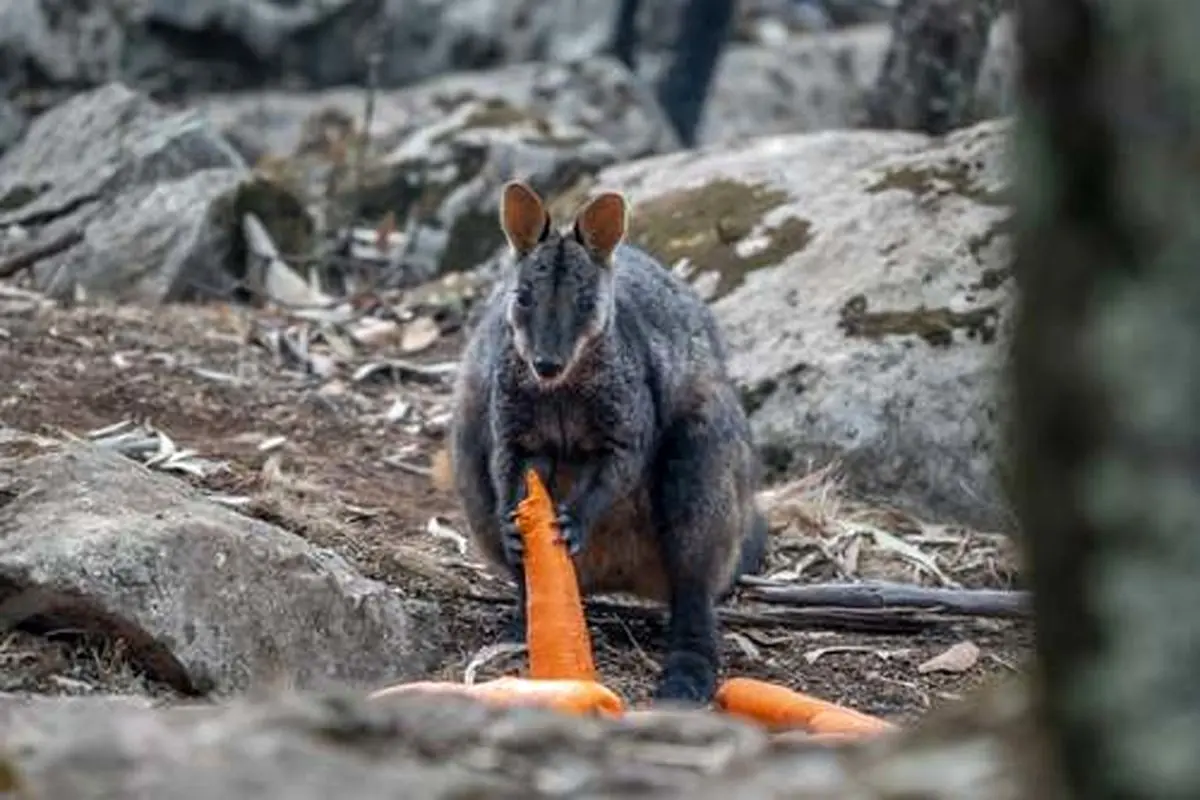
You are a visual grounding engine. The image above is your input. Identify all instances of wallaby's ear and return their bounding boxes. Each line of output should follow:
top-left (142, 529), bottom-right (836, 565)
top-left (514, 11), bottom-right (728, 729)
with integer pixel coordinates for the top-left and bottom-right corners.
top-left (499, 181), bottom-right (551, 255)
top-left (573, 191), bottom-right (628, 264)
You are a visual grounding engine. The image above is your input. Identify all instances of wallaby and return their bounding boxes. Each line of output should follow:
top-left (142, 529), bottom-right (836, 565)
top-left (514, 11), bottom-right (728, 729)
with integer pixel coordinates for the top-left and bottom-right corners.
top-left (448, 180), bottom-right (768, 703)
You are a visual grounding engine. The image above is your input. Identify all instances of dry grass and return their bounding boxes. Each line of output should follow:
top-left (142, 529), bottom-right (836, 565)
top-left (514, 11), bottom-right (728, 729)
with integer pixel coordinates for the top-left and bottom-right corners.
top-left (757, 464), bottom-right (1020, 590)
top-left (0, 630), bottom-right (180, 699)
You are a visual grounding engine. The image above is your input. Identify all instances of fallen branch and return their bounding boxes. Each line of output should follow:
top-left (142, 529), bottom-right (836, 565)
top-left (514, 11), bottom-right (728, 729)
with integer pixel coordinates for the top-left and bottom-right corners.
top-left (242, 212), bottom-right (335, 310)
top-left (0, 229), bottom-right (83, 279)
top-left (352, 359), bottom-right (458, 385)
top-left (739, 579), bottom-right (1030, 619)
top-left (460, 592), bottom-right (946, 635)
top-left (714, 605), bottom-right (940, 635)
top-left (382, 454), bottom-right (432, 477)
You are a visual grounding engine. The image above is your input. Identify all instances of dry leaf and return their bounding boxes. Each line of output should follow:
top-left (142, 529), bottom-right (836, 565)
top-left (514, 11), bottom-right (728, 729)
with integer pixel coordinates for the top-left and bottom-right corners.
top-left (723, 631), bottom-right (762, 661)
top-left (917, 641), bottom-right (980, 674)
top-left (803, 644), bottom-right (906, 665)
top-left (242, 213), bottom-right (332, 309)
top-left (349, 317), bottom-right (401, 347)
top-left (463, 642), bottom-right (526, 685)
top-left (430, 447), bottom-right (453, 492)
top-left (426, 516), bottom-right (467, 555)
top-left (385, 399), bottom-right (411, 423)
top-left (376, 211), bottom-right (397, 254)
top-left (400, 317), bottom-right (440, 354)
top-left (258, 436), bottom-right (287, 453)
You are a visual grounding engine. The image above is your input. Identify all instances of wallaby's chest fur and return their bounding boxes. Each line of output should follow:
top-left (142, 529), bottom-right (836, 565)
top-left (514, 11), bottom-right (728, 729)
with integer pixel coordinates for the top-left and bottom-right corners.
top-left (495, 353), bottom-right (639, 464)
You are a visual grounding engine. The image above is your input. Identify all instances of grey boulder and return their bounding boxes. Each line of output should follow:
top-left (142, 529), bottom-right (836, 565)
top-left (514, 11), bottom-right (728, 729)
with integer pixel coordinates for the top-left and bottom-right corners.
top-left (586, 118), bottom-right (1015, 530)
top-left (0, 82), bottom-right (310, 304)
top-left (651, 16), bottom-right (1015, 147)
top-left (0, 429), bottom-right (443, 696)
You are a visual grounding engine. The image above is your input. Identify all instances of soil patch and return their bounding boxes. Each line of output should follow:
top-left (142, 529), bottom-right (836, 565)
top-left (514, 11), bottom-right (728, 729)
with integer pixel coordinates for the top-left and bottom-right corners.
top-left (0, 301), bottom-right (1031, 723)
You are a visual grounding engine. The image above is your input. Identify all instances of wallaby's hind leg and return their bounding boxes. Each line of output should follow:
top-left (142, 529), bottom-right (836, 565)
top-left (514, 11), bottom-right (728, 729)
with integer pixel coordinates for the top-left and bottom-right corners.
top-left (649, 410), bottom-right (749, 704)
top-left (718, 509), bottom-right (768, 603)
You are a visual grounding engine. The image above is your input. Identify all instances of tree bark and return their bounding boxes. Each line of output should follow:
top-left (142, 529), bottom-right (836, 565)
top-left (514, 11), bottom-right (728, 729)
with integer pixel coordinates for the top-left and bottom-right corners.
top-left (653, 0), bottom-right (735, 147)
top-left (1012, 0), bottom-right (1200, 798)
top-left (865, 0), bottom-right (1004, 134)
top-left (610, 0), bottom-right (641, 70)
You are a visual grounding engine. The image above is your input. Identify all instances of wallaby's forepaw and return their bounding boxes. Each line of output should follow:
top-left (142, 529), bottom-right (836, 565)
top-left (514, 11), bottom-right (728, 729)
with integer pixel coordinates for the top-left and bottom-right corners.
top-left (554, 504), bottom-right (586, 555)
top-left (652, 652), bottom-right (717, 706)
top-left (500, 507), bottom-right (524, 566)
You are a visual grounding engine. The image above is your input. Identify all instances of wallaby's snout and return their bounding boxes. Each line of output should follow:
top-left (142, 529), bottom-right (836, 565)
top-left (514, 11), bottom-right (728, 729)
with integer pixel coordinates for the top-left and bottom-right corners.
top-left (532, 356), bottom-right (564, 380)
top-left (525, 315), bottom-right (578, 385)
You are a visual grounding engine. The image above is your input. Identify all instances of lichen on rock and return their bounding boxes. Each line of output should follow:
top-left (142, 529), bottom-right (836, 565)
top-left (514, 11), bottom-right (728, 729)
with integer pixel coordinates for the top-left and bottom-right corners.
top-left (625, 179), bottom-right (814, 301)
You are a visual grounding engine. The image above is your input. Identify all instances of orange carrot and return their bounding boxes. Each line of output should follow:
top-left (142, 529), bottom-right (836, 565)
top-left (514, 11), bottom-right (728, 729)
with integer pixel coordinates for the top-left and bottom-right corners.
top-left (370, 676), bottom-right (623, 717)
top-left (714, 677), bottom-right (896, 737)
top-left (514, 469), bottom-right (597, 682)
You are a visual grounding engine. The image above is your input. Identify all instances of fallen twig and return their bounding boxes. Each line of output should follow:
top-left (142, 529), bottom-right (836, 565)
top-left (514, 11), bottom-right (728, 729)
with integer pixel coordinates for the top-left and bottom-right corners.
top-left (0, 229), bottom-right (83, 279)
top-left (243, 212), bottom-right (335, 310)
top-left (714, 605), bottom-right (941, 634)
top-left (383, 455), bottom-right (432, 477)
top-left (739, 579), bottom-right (1029, 619)
top-left (352, 359), bottom-right (458, 385)
top-left (459, 592), bottom-right (946, 635)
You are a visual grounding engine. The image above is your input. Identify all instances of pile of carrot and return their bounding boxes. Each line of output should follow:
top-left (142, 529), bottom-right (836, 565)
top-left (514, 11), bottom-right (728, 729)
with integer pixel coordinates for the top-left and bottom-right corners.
top-left (369, 469), bottom-right (897, 743)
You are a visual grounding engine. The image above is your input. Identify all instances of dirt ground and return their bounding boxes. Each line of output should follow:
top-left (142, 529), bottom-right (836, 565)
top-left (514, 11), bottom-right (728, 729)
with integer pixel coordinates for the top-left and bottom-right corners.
top-left (0, 294), bottom-right (1032, 725)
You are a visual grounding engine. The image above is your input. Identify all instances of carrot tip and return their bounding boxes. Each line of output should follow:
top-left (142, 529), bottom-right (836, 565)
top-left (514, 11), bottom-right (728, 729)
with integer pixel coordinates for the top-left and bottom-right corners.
top-left (714, 677), bottom-right (896, 737)
top-left (513, 468), bottom-right (598, 683)
top-left (369, 676), bottom-right (626, 717)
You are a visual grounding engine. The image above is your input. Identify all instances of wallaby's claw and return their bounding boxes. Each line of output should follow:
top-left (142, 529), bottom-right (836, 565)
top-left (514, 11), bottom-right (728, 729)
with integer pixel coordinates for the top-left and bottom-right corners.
top-left (501, 507), bottom-right (524, 565)
top-left (555, 505), bottom-right (585, 556)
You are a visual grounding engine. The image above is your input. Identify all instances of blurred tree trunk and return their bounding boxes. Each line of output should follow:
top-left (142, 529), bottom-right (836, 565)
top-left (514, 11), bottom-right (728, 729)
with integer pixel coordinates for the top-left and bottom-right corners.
top-left (864, 0), bottom-right (1004, 134)
top-left (606, 0), bottom-right (731, 147)
top-left (611, 0), bottom-right (641, 70)
top-left (653, 0), bottom-right (735, 147)
top-left (1011, 0), bottom-right (1200, 798)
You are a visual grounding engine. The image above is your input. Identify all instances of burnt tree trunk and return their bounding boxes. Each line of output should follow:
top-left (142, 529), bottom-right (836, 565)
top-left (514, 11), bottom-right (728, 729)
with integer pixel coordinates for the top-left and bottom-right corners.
top-left (865, 0), bottom-right (1004, 134)
top-left (611, 0), bottom-right (641, 70)
top-left (1012, 0), bottom-right (1200, 798)
top-left (653, 0), bottom-right (735, 147)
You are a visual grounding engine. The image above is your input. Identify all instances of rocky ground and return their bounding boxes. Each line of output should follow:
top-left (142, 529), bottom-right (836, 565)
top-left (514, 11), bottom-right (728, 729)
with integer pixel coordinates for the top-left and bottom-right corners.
top-left (0, 295), bottom-right (1027, 719)
top-left (0, 2), bottom-right (1033, 795)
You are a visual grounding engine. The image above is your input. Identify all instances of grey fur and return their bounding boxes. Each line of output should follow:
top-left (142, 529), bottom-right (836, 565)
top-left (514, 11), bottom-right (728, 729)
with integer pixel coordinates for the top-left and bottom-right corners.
top-left (449, 186), bottom-right (767, 703)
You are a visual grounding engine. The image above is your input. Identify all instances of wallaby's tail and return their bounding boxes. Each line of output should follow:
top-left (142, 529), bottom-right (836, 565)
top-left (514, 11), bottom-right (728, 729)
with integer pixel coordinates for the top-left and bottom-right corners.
top-left (735, 509), bottom-right (769, 580)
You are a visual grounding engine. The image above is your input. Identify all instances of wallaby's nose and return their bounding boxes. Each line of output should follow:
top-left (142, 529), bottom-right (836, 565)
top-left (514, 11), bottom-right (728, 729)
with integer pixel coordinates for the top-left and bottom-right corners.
top-left (533, 357), bottom-right (563, 379)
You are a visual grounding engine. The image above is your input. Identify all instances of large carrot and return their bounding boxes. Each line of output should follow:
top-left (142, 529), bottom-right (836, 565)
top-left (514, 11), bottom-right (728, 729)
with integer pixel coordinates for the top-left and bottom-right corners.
top-left (714, 677), bottom-right (896, 737)
top-left (514, 468), bottom-right (598, 682)
top-left (371, 676), bottom-right (623, 717)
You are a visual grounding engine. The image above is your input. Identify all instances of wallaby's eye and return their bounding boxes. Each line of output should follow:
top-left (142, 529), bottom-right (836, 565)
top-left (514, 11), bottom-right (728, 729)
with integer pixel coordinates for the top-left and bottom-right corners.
top-left (577, 294), bottom-right (596, 314)
top-left (515, 285), bottom-right (533, 308)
